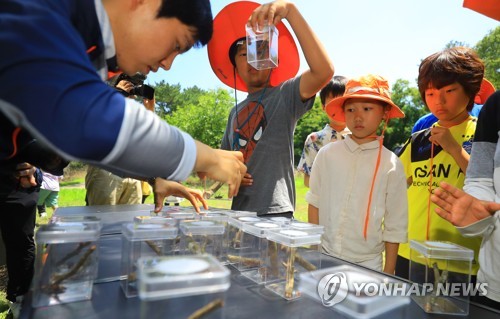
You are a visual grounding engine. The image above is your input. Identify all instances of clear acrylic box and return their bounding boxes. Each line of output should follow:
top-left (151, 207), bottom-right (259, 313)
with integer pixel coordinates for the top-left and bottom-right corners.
top-left (264, 228), bottom-right (322, 300)
top-left (238, 221), bottom-right (281, 284)
top-left (179, 220), bottom-right (225, 261)
top-left (121, 222), bottom-right (178, 298)
top-left (32, 221), bottom-right (101, 307)
top-left (198, 212), bottom-right (230, 264)
top-left (299, 264), bottom-right (411, 318)
top-left (226, 216), bottom-right (263, 267)
top-left (245, 22), bottom-right (278, 70)
top-left (410, 240), bottom-right (474, 316)
top-left (138, 255), bottom-right (230, 319)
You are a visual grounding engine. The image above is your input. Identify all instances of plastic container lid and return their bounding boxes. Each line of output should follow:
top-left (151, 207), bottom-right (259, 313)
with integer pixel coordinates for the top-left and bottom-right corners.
top-left (241, 221), bottom-right (281, 238)
top-left (227, 216), bottom-right (263, 228)
top-left (217, 210), bottom-right (257, 218)
top-left (179, 220), bottom-right (225, 235)
top-left (50, 215), bottom-right (102, 231)
top-left (290, 221), bottom-right (324, 234)
top-left (165, 211), bottom-right (196, 220)
top-left (299, 264), bottom-right (410, 319)
top-left (122, 222), bottom-right (178, 240)
top-left (198, 212), bottom-right (229, 223)
top-left (36, 222), bottom-right (100, 243)
top-left (410, 240), bottom-right (474, 261)
top-left (134, 216), bottom-right (177, 226)
top-left (266, 228), bottom-right (321, 247)
top-left (137, 254), bottom-right (230, 300)
top-left (266, 216), bottom-right (292, 226)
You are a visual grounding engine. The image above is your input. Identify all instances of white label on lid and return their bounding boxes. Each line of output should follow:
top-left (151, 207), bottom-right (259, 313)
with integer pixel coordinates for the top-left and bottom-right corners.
top-left (291, 222), bottom-right (313, 228)
top-left (280, 229), bottom-right (308, 236)
top-left (154, 258), bottom-right (210, 275)
top-left (254, 222), bottom-right (279, 228)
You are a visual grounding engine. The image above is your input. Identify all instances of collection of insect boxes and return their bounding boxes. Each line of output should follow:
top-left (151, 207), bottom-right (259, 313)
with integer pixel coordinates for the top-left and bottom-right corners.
top-left (32, 207), bottom-right (475, 318)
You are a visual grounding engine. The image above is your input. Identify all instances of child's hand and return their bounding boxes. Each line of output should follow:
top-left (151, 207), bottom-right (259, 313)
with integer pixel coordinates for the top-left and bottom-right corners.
top-left (429, 126), bottom-right (461, 155)
top-left (247, 0), bottom-right (290, 30)
top-left (241, 172), bottom-right (253, 186)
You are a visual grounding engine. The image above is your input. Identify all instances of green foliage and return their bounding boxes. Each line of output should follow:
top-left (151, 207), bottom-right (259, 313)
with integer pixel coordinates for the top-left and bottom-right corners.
top-left (384, 79), bottom-right (427, 151)
top-left (153, 81), bottom-right (183, 116)
top-left (474, 26), bottom-right (500, 90)
top-left (293, 97), bottom-right (328, 163)
top-left (166, 88), bottom-right (233, 148)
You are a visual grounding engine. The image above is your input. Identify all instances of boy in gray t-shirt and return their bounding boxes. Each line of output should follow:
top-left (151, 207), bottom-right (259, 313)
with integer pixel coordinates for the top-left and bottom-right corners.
top-left (207, 0), bottom-right (334, 216)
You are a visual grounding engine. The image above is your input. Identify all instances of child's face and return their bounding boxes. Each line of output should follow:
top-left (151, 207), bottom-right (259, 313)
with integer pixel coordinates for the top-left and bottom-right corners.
top-left (424, 82), bottom-right (470, 126)
top-left (234, 42), bottom-right (272, 92)
top-left (343, 99), bottom-right (386, 144)
top-left (323, 93), bottom-right (346, 129)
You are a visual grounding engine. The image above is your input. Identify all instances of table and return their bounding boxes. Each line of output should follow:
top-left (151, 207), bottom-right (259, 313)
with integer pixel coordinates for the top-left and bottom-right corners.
top-left (20, 205), bottom-right (500, 319)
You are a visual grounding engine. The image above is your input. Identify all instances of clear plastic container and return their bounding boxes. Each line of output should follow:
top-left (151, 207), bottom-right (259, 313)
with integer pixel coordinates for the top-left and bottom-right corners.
top-left (246, 22), bottom-right (279, 70)
top-left (264, 228), bottom-right (322, 300)
top-left (198, 213), bottom-right (230, 264)
top-left (138, 255), bottom-right (230, 319)
top-left (238, 221), bottom-right (281, 284)
top-left (121, 222), bottom-right (178, 298)
top-left (409, 240), bottom-right (474, 316)
top-left (225, 216), bottom-right (264, 267)
top-left (179, 220), bottom-right (225, 261)
top-left (299, 264), bottom-right (411, 318)
top-left (32, 221), bottom-right (101, 307)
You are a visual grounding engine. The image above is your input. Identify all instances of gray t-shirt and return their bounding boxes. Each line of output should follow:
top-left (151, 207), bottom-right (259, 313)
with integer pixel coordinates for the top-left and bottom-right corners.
top-left (221, 76), bottom-right (314, 215)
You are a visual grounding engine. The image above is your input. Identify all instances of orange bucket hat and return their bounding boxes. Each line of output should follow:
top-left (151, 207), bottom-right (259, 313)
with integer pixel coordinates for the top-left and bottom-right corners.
top-left (207, 1), bottom-right (300, 92)
top-left (474, 78), bottom-right (496, 104)
top-left (325, 74), bottom-right (404, 122)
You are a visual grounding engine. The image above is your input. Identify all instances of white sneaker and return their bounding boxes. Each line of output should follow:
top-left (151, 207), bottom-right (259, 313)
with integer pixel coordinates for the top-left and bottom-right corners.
top-left (40, 212), bottom-right (47, 218)
top-left (8, 296), bottom-right (23, 319)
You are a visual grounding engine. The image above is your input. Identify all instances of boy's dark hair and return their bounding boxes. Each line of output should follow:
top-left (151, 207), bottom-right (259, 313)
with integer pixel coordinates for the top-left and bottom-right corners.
top-left (229, 37), bottom-right (246, 67)
top-left (320, 75), bottom-right (348, 106)
top-left (157, 0), bottom-right (213, 47)
top-left (418, 47), bottom-right (484, 111)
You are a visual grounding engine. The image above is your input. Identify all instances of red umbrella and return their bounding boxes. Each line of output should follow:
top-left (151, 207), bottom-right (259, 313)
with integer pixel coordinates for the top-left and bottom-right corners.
top-left (463, 0), bottom-right (500, 21)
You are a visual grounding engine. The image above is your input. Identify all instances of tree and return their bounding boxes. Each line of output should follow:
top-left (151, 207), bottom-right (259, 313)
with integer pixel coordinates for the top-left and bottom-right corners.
top-left (166, 88), bottom-right (233, 148)
top-left (293, 97), bottom-right (328, 164)
top-left (153, 81), bottom-right (182, 117)
top-left (474, 26), bottom-right (500, 90)
top-left (384, 79), bottom-right (426, 151)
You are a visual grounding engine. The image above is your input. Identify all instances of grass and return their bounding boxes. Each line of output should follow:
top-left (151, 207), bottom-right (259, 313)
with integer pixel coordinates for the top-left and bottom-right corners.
top-left (0, 173), bottom-right (310, 318)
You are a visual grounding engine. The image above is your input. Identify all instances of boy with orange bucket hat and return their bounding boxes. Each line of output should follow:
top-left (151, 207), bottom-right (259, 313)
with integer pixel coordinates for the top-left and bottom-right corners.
top-left (207, 0), bottom-right (333, 217)
top-left (306, 74), bottom-right (408, 274)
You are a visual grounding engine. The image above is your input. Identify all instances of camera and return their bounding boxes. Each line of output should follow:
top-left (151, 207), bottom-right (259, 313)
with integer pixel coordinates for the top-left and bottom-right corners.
top-left (108, 72), bottom-right (155, 100)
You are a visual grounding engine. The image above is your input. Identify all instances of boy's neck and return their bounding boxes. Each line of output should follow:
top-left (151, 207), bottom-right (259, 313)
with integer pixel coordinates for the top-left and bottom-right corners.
top-left (436, 110), bottom-right (470, 128)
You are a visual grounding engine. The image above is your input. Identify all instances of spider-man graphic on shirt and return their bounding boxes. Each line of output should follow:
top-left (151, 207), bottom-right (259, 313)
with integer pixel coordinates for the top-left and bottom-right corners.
top-left (232, 101), bottom-right (267, 163)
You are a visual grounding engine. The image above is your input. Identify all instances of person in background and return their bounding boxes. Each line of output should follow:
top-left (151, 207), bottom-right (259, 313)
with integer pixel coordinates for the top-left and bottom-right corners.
top-left (0, 163), bottom-right (41, 318)
top-left (36, 170), bottom-right (62, 217)
top-left (297, 75), bottom-right (349, 187)
top-left (411, 78), bottom-right (495, 133)
top-left (307, 74), bottom-right (408, 274)
top-left (431, 90), bottom-right (500, 310)
top-left (207, 0), bottom-right (334, 216)
top-left (395, 47), bottom-right (484, 280)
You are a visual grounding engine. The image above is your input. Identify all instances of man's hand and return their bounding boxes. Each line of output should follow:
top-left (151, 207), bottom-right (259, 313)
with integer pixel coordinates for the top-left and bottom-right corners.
top-left (152, 178), bottom-right (208, 214)
top-left (15, 162), bottom-right (37, 188)
top-left (431, 181), bottom-right (500, 227)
